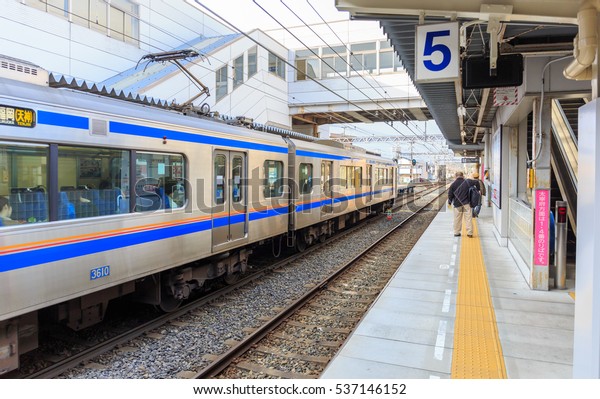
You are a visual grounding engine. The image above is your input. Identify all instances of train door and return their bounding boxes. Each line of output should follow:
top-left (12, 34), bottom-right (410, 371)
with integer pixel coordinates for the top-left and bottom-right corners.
top-left (212, 150), bottom-right (247, 250)
top-left (366, 164), bottom-right (373, 203)
top-left (321, 161), bottom-right (333, 214)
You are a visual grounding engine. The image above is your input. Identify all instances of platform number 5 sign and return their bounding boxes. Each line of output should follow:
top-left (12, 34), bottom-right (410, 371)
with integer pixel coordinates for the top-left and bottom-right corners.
top-left (415, 22), bottom-right (459, 83)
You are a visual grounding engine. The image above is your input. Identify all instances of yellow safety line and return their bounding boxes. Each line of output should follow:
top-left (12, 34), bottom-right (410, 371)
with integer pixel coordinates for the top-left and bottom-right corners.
top-left (451, 220), bottom-right (507, 379)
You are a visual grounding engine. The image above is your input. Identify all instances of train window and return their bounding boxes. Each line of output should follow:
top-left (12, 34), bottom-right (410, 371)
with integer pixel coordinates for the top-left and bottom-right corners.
top-left (321, 161), bottom-right (332, 196)
top-left (232, 156), bottom-right (243, 203)
top-left (0, 143), bottom-right (48, 225)
top-left (376, 167), bottom-right (387, 185)
top-left (214, 154), bottom-right (226, 205)
top-left (340, 166), bottom-right (347, 188)
top-left (58, 146), bottom-right (130, 219)
top-left (135, 152), bottom-right (185, 212)
top-left (299, 163), bottom-right (313, 194)
top-left (354, 167), bottom-right (362, 188)
top-left (264, 160), bottom-right (283, 198)
top-left (340, 166), bottom-right (361, 189)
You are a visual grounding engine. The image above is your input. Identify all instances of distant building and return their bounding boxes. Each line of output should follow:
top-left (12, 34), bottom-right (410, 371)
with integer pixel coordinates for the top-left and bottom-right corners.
top-left (3, 1), bottom-right (419, 138)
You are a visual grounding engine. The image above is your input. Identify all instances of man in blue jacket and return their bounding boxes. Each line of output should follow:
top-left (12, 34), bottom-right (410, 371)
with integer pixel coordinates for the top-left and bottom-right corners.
top-left (447, 171), bottom-right (478, 237)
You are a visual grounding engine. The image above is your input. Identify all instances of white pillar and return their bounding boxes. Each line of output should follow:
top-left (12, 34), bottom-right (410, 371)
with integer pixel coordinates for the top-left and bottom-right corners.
top-left (573, 8), bottom-right (600, 379)
top-left (573, 99), bottom-right (600, 378)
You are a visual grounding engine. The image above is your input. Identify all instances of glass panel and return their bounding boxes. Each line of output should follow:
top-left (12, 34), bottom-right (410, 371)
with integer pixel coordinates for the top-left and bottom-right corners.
top-left (322, 45), bottom-right (346, 56)
top-left (295, 49), bottom-right (313, 58)
top-left (379, 51), bottom-right (394, 72)
top-left (363, 53), bottom-right (376, 73)
top-left (0, 144), bottom-right (48, 226)
top-left (380, 40), bottom-right (392, 50)
top-left (296, 59), bottom-right (307, 81)
top-left (394, 54), bottom-right (404, 71)
top-left (350, 42), bottom-right (376, 52)
top-left (29, 0), bottom-right (47, 12)
top-left (124, 12), bottom-right (139, 45)
top-left (268, 52), bottom-right (277, 74)
top-left (264, 160), bottom-right (283, 198)
top-left (90, 0), bottom-right (108, 34)
top-left (322, 57), bottom-right (335, 78)
top-left (270, 53), bottom-right (285, 79)
top-left (334, 56), bottom-right (347, 74)
top-left (47, 0), bottom-right (67, 18)
top-left (340, 166), bottom-right (347, 188)
top-left (214, 155), bottom-right (226, 205)
top-left (306, 58), bottom-right (319, 79)
top-left (321, 161), bottom-right (331, 195)
top-left (248, 47), bottom-right (257, 77)
top-left (350, 54), bottom-right (363, 74)
top-left (57, 146), bottom-right (130, 219)
top-left (72, 0), bottom-right (90, 27)
top-left (354, 167), bottom-right (362, 188)
top-left (232, 156), bottom-right (243, 203)
top-left (216, 65), bottom-right (228, 101)
top-left (299, 163), bottom-right (313, 194)
top-left (135, 152), bottom-right (185, 212)
top-left (110, 6), bottom-right (125, 41)
top-left (234, 55), bottom-right (244, 88)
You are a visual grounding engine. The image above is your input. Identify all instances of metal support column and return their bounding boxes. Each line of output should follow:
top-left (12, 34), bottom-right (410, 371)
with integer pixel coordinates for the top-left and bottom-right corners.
top-left (554, 201), bottom-right (568, 289)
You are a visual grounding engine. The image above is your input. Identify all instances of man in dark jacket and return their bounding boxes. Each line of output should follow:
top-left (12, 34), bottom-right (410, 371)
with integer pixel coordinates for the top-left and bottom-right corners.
top-left (447, 171), bottom-right (478, 237)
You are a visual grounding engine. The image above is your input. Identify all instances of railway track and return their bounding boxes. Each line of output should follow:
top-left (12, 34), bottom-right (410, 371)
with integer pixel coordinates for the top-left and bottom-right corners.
top-left (195, 188), bottom-right (446, 379)
top-left (10, 184), bottom-right (444, 379)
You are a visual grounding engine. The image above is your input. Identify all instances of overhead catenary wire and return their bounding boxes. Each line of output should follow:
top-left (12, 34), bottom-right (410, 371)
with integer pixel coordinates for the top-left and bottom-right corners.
top-left (192, 0), bottom-right (410, 132)
top-left (252, 0), bottom-right (411, 138)
top-left (294, 0), bottom-right (441, 152)
top-left (31, 0), bottom-right (352, 125)
top-left (304, 0), bottom-right (433, 139)
top-left (30, 1), bottom-right (440, 153)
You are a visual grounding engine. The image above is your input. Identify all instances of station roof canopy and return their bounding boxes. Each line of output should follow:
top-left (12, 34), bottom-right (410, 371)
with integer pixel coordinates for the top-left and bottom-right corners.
top-left (336, 0), bottom-right (579, 155)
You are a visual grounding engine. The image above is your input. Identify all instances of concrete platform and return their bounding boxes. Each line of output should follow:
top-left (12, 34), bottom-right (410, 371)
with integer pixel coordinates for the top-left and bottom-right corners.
top-left (321, 204), bottom-right (575, 379)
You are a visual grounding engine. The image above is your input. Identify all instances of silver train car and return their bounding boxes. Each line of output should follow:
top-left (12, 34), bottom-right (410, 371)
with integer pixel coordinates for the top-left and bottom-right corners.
top-left (0, 59), bottom-right (396, 374)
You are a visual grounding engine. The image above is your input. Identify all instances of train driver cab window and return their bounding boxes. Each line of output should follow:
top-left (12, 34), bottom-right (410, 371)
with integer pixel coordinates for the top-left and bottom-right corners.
top-left (0, 144), bottom-right (48, 226)
top-left (299, 163), bottom-right (313, 194)
top-left (135, 152), bottom-right (185, 212)
top-left (263, 160), bottom-right (283, 198)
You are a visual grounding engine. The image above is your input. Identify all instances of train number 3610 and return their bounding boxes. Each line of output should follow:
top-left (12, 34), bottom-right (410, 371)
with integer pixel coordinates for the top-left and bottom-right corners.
top-left (90, 266), bottom-right (110, 280)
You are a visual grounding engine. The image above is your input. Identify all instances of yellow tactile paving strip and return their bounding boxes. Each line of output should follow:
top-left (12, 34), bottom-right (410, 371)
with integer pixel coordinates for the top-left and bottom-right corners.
top-left (451, 221), bottom-right (507, 379)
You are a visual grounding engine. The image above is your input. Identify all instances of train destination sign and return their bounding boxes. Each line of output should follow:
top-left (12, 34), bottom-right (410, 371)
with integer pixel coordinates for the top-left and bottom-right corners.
top-left (0, 104), bottom-right (36, 128)
top-left (461, 157), bottom-right (479, 163)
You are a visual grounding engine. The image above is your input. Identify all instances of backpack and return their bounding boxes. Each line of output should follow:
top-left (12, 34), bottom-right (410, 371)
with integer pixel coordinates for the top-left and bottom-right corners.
top-left (469, 185), bottom-right (481, 217)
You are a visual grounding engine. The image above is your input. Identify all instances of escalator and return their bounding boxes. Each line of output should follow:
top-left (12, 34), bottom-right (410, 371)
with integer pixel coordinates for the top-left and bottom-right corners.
top-left (550, 98), bottom-right (585, 272)
top-left (550, 98), bottom-right (582, 238)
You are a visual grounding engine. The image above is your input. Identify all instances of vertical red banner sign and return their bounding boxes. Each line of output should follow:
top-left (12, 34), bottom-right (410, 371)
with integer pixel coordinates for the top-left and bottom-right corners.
top-left (534, 189), bottom-right (550, 266)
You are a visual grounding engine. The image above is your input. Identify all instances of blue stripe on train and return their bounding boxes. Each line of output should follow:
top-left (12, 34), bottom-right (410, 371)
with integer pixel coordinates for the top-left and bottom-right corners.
top-left (0, 220), bottom-right (212, 272)
top-left (0, 189), bottom-right (393, 272)
top-left (110, 121), bottom-right (288, 154)
top-left (37, 111), bottom-right (89, 130)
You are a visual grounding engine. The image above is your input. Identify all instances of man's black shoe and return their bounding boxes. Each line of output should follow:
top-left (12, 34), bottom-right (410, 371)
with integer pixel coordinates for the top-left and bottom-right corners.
top-left (454, 234), bottom-right (461, 237)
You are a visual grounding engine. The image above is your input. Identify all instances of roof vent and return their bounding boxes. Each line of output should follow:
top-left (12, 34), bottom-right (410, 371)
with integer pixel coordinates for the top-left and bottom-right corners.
top-left (0, 55), bottom-right (49, 86)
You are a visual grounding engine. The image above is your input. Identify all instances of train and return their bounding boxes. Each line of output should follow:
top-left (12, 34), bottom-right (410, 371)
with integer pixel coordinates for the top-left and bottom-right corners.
top-left (0, 56), bottom-right (396, 374)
